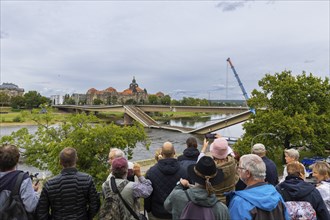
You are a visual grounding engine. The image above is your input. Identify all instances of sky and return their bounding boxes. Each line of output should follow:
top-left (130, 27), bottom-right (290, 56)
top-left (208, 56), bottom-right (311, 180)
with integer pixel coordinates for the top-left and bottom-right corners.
top-left (1, 0), bottom-right (329, 100)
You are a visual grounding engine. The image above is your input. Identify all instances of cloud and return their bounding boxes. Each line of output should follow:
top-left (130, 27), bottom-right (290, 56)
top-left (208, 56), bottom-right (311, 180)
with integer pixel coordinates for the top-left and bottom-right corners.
top-left (304, 60), bottom-right (315, 63)
top-left (216, 1), bottom-right (249, 12)
top-left (0, 31), bottom-right (9, 39)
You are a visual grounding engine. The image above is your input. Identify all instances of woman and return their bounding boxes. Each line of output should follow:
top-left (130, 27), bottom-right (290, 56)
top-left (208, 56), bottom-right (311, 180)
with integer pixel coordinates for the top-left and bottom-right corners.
top-left (279, 148), bottom-right (307, 182)
top-left (199, 136), bottom-right (238, 204)
top-left (312, 161), bottom-right (330, 213)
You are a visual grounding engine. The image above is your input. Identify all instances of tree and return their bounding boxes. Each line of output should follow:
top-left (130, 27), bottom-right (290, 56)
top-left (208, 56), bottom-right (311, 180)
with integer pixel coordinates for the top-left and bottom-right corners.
top-left (148, 95), bottom-right (159, 105)
top-left (160, 95), bottom-right (171, 105)
top-left (0, 92), bottom-right (11, 106)
top-left (24, 91), bottom-right (50, 109)
top-left (0, 110), bottom-right (148, 189)
top-left (234, 71), bottom-right (330, 157)
top-left (93, 98), bottom-right (103, 105)
top-left (10, 96), bottom-right (26, 109)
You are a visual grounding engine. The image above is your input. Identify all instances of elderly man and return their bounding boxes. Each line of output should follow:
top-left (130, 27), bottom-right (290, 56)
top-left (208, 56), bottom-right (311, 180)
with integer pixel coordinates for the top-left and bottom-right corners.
top-left (228, 154), bottom-right (289, 220)
top-left (37, 147), bottom-right (100, 220)
top-left (144, 142), bottom-right (187, 220)
top-left (251, 143), bottom-right (278, 185)
top-left (107, 147), bottom-right (134, 181)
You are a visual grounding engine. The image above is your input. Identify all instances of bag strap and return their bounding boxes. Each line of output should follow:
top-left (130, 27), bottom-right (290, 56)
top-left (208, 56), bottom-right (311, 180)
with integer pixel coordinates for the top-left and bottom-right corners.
top-left (184, 190), bottom-right (191, 201)
top-left (110, 176), bottom-right (140, 220)
top-left (12, 172), bottom-right (25, 196)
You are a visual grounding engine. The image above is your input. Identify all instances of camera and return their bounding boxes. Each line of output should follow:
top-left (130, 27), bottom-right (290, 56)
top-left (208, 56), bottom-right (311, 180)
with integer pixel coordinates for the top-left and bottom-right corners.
top-left (205, 133), bottom-right (216, 139)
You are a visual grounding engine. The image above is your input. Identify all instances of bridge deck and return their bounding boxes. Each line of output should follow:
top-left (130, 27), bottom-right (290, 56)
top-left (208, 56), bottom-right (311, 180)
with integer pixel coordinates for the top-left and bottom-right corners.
top-left (53, 105), bottom-right (252, 134)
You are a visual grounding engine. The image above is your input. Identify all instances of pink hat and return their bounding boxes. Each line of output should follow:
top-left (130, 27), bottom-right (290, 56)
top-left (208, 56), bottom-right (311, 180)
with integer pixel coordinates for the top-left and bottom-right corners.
top-left (210, 138), bottom-right (229, 159)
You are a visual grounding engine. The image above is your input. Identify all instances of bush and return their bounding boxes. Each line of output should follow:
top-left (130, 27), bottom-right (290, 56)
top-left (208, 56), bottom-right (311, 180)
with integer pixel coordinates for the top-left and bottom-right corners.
top-left (12, 116), bottom-right (23, 122)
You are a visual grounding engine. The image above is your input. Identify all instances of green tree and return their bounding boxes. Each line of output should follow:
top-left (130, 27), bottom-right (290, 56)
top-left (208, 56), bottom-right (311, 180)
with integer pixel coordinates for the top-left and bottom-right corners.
top-left (24, 91), bottom-right (50, 109)
top-left (148, 95), bottom-right (159, 105)
top-left (10, 96), bottom-right (26, 109)
top-left (0, 111), bottom-right (148, 189)
top-left (0, 92), bottom-right (11, 106)
top-left (93, 98), bottom-right (103, 105)
top-left (160, 95), bottom-right (171, 105)
top-left (234, 71), bottom-right (330, 157)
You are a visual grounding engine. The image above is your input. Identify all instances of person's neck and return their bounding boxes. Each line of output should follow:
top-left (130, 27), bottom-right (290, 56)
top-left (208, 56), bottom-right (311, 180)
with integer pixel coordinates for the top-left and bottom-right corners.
top-left (245, 178), bottom-right (264, 186)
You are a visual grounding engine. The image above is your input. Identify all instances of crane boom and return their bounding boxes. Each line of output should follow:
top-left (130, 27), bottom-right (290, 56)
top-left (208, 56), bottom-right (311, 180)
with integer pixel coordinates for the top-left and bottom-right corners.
top-left (226, 57), bottom-right (255, 114)
top-left (226, 57), bottom-right (249, 101)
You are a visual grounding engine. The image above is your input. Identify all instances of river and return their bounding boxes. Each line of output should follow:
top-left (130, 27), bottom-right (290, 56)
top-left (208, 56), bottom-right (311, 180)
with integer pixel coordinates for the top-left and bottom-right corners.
top-left (0, 114), bottom-right (244, 176)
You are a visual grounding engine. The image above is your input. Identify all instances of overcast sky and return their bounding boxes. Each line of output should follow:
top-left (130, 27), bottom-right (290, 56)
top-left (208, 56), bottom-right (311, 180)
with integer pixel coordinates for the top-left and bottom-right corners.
top-left (1, 0), bottom-right (329, 100)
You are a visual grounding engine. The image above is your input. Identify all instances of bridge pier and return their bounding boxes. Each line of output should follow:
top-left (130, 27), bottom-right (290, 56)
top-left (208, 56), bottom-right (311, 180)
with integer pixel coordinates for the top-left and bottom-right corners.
top-left (124, 113), bottom-right (134, 125)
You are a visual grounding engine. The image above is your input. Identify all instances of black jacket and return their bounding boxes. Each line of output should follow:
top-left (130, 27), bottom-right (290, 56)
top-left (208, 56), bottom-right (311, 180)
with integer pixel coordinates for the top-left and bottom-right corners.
top-left (145, 158), bottom-right (187, 219)
top-left (262, 156), bottom-right (279, 186)
top-left (276, 175), bottom-right (330, 220)
top-left (37, 167), bottom-right (100, 220)
top-left (177, 147), bottom-right (200, 173)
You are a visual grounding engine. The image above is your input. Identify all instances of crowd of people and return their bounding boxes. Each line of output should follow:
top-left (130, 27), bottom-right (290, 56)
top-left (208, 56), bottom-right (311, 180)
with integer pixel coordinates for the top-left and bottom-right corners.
top-left (0, 134), bottom-right (329, 220)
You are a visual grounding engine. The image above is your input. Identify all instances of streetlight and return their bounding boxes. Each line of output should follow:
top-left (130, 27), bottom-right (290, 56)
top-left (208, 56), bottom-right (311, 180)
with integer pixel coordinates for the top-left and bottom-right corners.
top-left (251, 133), bottom-right (277, 147)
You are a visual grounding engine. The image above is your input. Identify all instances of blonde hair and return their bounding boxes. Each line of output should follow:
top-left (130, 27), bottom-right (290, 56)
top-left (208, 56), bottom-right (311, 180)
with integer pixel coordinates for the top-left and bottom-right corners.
top-left (287, 161), bottom-right (305, 177)
top-left (312, 161), bottom-right (330, 180)
top-left (154, 148), bottom-right (163, 161)
top-left (284, 149), bottom-right (300, 160)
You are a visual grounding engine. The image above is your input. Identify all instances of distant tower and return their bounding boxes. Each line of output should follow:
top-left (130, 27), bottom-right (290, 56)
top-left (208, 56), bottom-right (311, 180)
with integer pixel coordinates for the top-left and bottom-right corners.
top-left (129, 76), bottom-right (138, 93)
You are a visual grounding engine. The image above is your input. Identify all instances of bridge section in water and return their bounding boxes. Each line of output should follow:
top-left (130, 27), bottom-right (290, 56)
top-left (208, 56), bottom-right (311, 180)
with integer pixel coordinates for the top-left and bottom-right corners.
top-left (53, 105), bottom-right (252, 134)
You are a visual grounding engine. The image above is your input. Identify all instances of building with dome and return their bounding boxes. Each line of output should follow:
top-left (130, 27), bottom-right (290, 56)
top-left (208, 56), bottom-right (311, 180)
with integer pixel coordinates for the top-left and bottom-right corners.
top-left (85, 77), bottom-right (162, 105)
top-left (0, 83), bottom-right (24, 97)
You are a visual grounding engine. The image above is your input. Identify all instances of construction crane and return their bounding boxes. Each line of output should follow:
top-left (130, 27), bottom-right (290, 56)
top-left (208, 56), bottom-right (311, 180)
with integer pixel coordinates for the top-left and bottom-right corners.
top-left (226, 57), bottom-right (255, 114)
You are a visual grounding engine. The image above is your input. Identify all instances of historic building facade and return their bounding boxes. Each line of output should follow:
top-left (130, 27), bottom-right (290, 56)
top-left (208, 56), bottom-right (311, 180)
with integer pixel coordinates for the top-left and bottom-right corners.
top-left (86, 77), bottom-right (160, 105)
top-left (0, 83), bottom-right (24, 97)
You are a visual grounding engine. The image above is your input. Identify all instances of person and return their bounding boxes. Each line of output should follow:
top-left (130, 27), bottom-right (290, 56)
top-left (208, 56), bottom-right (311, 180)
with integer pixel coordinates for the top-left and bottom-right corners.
top-left (37, 147), bottom-right (100, 219)
top-left (312, 161), bottom-right (330, 213)
top-left (0, 144), bottom-right (39, 216)
top-left (279, 148), bottom-right (307, 182)
top-left (276, 161), bottom-right (330, 220)
top-left (199, 137), bottom-right (238, 204)
top-left (101, 157), bottom-right (153, 219)
top-left (228, 154), bottom-right (289, 220)
top-left (154, 147), bottom-right (163, 162)
top-left (177, 137), bottom-right (200, 171)
top-left (108, 147), bottom-right (134, 181)
top-left (251, 143), bottom-right (279, 185)
top-left (164, 156), bottom-right (230, 220)
top-left (144, 142), bottom-right (187, 220)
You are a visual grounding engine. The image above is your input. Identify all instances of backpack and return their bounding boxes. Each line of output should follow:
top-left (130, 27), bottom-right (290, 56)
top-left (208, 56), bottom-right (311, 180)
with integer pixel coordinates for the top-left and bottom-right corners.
top-left (0, 172), bottom-right (29, 220)
top-left (279, 188), bottom-right (317, 220)
top-left (179, 190), bottom-right (217, 220)
top-left (99, 178), bottom-right (132, 220)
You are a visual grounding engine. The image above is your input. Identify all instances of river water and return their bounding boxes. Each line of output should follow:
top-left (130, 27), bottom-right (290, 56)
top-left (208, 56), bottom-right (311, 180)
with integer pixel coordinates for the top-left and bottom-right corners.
top-left (0, 114), bottom-right (244, 176)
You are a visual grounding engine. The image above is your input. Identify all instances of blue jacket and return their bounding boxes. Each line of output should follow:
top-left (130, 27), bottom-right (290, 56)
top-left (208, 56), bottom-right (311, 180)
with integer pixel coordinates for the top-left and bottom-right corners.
top-left (228, 182), bottom-right (290, 220)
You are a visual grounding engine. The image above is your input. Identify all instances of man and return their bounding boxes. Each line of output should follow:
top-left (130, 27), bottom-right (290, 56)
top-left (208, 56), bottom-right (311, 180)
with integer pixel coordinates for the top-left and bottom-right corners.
top-left (108, 147), bottom-right (134, 181)
top-left (228, 154), bottom-right (289, 220)
top-left (251, 143), bottom-right (279, 186)
top-left (164, 156), bottom-right (230, 220)
top-left (100, 157), bottom-right (153, 219)
top-left (144, 142), bottom-right (187, 220)
top-left (37, 147), bottom-right (100, 219)
top-left (0, 144), bottom-right (39, 216)
top-left (177, 137), bottom-right (200, 171)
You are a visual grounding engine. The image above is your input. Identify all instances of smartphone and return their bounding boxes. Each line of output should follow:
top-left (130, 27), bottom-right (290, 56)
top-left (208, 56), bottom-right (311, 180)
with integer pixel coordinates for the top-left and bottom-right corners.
top-left (205, 133), bottom-right (216, 139)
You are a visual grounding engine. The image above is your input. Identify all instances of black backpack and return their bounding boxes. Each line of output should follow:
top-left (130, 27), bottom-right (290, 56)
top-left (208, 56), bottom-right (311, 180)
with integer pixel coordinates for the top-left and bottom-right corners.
top-left (0, 172), bottom-right (29, 220)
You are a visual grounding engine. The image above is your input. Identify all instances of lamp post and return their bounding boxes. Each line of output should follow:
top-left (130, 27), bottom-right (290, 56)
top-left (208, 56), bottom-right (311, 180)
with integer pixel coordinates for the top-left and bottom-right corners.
top-left (251, 133), bottom-right (277, 147)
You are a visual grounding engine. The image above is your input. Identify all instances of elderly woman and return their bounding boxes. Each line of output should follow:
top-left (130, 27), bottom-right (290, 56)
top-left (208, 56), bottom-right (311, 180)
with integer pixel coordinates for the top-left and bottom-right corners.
top-left (312, 161), bottom-right (330, 213)
top-left (279, 148), bottom-right (307, 182)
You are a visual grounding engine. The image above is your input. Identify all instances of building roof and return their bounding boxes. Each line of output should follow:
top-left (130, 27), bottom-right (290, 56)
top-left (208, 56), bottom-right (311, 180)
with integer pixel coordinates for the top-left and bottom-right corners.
top-left (0, 83), bottom-right (24, 92)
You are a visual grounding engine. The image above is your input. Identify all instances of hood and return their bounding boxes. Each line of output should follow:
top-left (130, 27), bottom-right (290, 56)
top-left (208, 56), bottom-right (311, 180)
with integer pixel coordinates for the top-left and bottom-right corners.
top-left (0, 171), bottom-right (20, 191)
top-left (187, 187), bottom-right (218, 207)
top-left (279, 176), bottom-right (314, 199)
top-left (157, 158), bottom-right (181, 175)
top-left (234, 183), bottom-right (283, 211)
top-left (178, 148), bottom-right (199, 161)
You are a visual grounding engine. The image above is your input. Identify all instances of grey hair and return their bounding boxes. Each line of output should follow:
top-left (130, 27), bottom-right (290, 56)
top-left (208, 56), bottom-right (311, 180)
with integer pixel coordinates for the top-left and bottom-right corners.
top-left (240, 154), bottom-right (266, 180)
top-left (110, 148), bottom-right (125, 158)
top-left (284, 148), bottom-right (299, 160)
